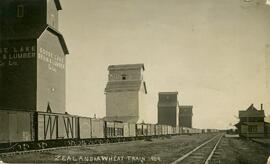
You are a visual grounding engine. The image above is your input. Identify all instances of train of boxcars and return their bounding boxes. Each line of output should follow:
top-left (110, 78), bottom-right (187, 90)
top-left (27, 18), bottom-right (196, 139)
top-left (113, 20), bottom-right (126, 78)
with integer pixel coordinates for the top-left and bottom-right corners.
top-left (0, 109), bottom-right (218, 153)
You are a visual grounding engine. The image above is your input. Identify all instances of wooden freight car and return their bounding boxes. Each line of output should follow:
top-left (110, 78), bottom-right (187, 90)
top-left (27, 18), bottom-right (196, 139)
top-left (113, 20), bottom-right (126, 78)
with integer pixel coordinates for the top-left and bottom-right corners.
top-left (37, 111), bottom-right (78, 141)
top-left (123, 123), bottom-right (136, 138)
top-left (136, 124), bottom-right (143, 136)
top-left (78, 117), bottom-right (92, 139)
top-left (0, 110), bottom-right (34, 144)
top-left (0, 109), bottom-right (80, 151)
top-left (91, 118), bottom-right (105, 139)
top-left (147, 124), bottom-right (156, 136)
top-left (105, 121), bottom-right (124, 138)
top-left (142, 124), bottom-right (148, 136)
top-left (162, 125), bottom-right (168, 135)
top-left (155, 125), bottom-right (163, 136)
top-left (168, 126), bottom-right (173, 135)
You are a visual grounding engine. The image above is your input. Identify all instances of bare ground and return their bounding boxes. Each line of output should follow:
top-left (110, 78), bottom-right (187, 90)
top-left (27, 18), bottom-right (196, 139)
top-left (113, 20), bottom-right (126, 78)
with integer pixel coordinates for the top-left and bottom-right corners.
top-left (0, 134), bottom-right (269, 164)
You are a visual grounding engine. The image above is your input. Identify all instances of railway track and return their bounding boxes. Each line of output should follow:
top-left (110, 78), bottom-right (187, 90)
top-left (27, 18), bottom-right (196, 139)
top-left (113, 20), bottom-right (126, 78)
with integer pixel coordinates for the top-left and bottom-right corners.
top-left (171, 133), bottom-right (224, 164)
top-left (1, 134), bottom-right (224, 162)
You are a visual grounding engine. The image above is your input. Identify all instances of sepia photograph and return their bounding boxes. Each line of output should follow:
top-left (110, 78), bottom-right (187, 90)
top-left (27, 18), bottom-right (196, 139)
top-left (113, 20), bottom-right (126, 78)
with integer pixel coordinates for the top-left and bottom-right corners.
top-left (0, 0), bottom-right (270, 163)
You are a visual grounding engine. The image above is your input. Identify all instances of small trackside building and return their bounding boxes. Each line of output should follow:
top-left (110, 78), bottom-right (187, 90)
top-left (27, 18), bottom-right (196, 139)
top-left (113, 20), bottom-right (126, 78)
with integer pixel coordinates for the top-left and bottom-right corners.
top-left (0, 0), bottom-right (69, 113)
top-left (235, 104), bottom-right (266, 138)
top-left (179, 105), bottom-right (193, 128)
top-left (104, 64), bottom-right (148, 123)
top-left (157, 92), bottom-right (179, 127)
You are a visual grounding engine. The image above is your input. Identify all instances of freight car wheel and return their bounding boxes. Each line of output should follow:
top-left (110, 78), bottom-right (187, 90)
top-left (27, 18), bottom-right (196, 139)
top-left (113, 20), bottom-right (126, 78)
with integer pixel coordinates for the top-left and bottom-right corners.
top-left (37, 142), bottom-right (47, 149)
top-left (15, 144), bottom-right (22, 151)
top-left (15, 143), bottom-right (29, 151)
top-left (22, 144), bottom-right (30, 151)
top-left (79, 140), bottom-right (86, 146)
top-left (86, 140), bottom-right (91, 145)
top-left (94, 139), bottom-right (100, 144)
top-left (68, 141), bottom-right (76, 146)
top-left (89, 140), bottom-right (94, 145)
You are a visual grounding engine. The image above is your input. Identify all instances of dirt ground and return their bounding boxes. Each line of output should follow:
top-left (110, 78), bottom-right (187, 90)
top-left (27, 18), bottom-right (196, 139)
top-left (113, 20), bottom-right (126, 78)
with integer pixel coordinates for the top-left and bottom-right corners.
top-left (0, 134), bottom-right (269, 164)
top-left (217, 137), bottom-right (270, 164)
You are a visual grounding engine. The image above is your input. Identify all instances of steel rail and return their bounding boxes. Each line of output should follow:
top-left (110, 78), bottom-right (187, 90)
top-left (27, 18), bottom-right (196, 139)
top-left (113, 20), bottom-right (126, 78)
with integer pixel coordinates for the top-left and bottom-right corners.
top-left (171, 134), bottom-right (222, 164)
top-left (204, 134), bottom-right (223, 164)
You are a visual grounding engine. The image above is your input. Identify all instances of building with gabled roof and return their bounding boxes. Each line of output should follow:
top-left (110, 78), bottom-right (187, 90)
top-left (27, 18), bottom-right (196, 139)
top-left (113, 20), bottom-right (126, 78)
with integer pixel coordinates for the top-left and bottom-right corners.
top-left (239, 104), bottom-right (265, 118)
top-left (0, 0), bottom-right (69, 113)
top-left (157, 92), bottom-right (179, 127)
top-left (105, 64), bottom-right (147, 123)
top-left (235, 104), bottom-right (267, 138)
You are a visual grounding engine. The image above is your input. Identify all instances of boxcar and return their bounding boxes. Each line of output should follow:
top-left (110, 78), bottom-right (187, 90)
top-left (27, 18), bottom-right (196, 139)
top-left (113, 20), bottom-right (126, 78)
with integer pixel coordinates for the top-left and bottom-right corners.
top-left (155, 125), bottom-right (162, 136)
top-left (0, 110), bottom-right (34, 143)
top-left (128, 123), bottom-right (136, 137)
top-left (188, 128), bottom-right (194, 134)
top-left (142, 124), bottom-right (148, 136)
top-left (105, 121), bottom-right (115, 138)
top-left (136, 124), bottom-right (143, 136)
top-left (37, 112), bottom-right (57, 140)
top-left (148, 124), bottom-right (156, 136)
top-left (123, 123), bottom-right (136, 137)
top-left (176, 127), bottom-right (179, 134)
top-left (78, 117), bottom-right (91, 139)
top-left (91, 118), bottom-right (104, 138)
top-left (172, 127), bottom-right (176, 134)
top-left (162, 125), bottom-right (168, 135)
top-left (195, 129), bottom-right (202, 134)
top-left (168, 126), bottom-right (173, 135)
top-left (181, 127), bottom-right (188, 134)
top-left (37, 112), bottom-right (78, 140)
top-left (202, 129), bottom-right (207, 133)
top-left (59, 114), bottom-right (78, 139)
top-left (105, 121), bottom-right (124, 138)
top-left (114, 122), bottom-right (124, 137)
top-left (179, 127), bottom-right (184, 134)
top-left (123, 123), bottom-right (129, 137)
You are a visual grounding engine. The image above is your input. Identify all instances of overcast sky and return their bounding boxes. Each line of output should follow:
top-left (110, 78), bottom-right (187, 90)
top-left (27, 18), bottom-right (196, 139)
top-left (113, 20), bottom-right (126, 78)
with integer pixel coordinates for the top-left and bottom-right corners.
top-left (59, 0), bottom-right (270, 129)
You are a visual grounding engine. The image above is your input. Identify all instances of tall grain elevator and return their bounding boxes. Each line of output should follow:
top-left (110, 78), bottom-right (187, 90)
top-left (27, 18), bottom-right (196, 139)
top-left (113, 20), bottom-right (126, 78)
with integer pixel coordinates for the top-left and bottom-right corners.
top-left (179, 105), bottom-right (193, 128)
top-left (157, 92), bottom-right (179, 127)
top-left (0, 0), bottom-right (69, 113)
top-left (105, 64), bottom-right (148, 123)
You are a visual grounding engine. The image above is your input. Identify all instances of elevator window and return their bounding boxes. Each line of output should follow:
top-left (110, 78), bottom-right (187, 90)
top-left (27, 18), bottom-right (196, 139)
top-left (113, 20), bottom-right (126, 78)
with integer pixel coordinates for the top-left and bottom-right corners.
top-left (17, 5), bottom-right (24, 18)
top-left (121, 74), bottom-right (127, 80)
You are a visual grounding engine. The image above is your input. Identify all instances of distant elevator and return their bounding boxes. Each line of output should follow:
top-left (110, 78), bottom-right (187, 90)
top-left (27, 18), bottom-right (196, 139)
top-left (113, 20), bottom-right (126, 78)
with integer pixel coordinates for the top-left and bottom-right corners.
top-left (179, 105), bottom-right (193, 128)
top-left (105, 64), bottom-right (147, 123)
top-left (157, 92), bottom-right (179, 127)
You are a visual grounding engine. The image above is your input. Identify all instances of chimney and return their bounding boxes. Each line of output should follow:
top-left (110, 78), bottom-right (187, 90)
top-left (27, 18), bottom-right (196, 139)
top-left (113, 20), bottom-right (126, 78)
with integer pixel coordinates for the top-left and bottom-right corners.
top-left (261, 104), bottom-right (263, 110)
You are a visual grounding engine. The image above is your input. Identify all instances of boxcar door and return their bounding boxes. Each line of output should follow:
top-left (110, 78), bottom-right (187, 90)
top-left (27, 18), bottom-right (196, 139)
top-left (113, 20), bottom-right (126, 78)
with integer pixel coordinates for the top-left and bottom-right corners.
top-left (9, 113), bottom-right (17, 142)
